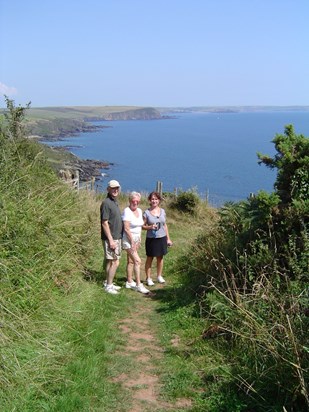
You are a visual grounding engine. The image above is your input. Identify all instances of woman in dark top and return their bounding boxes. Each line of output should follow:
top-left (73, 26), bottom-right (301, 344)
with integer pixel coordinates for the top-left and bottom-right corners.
top-left (143, 192), bottom-right (172, 286)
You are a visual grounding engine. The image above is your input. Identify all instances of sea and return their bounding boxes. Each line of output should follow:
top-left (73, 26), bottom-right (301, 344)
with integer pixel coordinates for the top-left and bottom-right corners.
top-left (44, 111), bottom-right (309, 206)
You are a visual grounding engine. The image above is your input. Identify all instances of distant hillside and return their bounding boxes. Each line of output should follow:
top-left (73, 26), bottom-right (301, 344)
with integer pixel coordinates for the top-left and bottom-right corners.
top-left (6, 104), bottom-right (308, 139)
top-left (25, 106), bottom-right (163, 139)
top-left (157, 105), bottom-right (309, 114)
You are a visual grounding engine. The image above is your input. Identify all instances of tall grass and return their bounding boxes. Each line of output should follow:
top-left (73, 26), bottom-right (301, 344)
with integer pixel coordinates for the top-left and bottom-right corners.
top-left (2, 101), bottom-right (308, 411)
top-left (0, 116), bottom-right (126, 409)
top-left (173, 217), bottom-right (309, 411)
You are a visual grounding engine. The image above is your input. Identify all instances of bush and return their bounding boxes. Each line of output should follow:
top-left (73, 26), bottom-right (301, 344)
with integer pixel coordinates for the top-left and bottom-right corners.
top-left (171, 189), bottom-right (200, 215)
top-left (175, 125), bottom-right (309, 410)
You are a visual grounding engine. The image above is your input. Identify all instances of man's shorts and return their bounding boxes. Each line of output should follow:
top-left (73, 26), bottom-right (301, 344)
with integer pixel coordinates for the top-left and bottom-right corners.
top-left (102, 239), bottom-right (122, 260)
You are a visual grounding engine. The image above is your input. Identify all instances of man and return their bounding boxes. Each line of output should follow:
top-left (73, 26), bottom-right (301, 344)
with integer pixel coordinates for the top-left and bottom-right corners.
top-left (100, 180), bottom-right (123, 294)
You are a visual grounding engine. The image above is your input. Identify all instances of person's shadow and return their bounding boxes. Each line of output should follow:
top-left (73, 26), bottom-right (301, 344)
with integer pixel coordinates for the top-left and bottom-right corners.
top-left (82, 268), bottom-right (103, 284)
top-left (83, 268), bottom-right (127, 286)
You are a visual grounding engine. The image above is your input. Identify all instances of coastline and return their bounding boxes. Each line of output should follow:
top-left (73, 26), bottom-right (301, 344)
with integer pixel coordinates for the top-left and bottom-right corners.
top-left (26, 106), bottom-right (169, 183)
top-left (40, 144), bottom-right (112, 183)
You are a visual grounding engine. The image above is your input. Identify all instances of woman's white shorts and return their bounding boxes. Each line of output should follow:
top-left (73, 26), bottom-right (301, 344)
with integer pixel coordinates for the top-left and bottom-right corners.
top-left (122, 234), bottom-right (141, 250)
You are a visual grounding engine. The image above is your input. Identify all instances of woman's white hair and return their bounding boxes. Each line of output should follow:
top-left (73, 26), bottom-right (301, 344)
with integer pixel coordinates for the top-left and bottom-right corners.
top-left (129, 191), bottom-right (141, 201)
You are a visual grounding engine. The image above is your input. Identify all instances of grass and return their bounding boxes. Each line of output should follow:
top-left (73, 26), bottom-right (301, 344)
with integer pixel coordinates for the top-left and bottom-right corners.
top-left (2, 101), bottom-right (308, 411)
top-left (2, 177), bottom-right (306, 410)
top-left (1, 174), bottom-right (219, 411)
top-left (1, 150), bottom-right (307, 410)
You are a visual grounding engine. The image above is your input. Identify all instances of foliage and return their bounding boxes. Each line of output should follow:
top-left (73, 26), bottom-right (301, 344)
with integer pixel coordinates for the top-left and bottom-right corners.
top-left (213, 125), bottom-right (309, 283)
top-left (2, 95), bottom-right (31, 139)
top-left (256, 125), bottom-right (309, 278)
top-left (258, 124), bottom-right (309, 204)
top-left (170, 188), bottom-right (201, 215)
top-left (0, 98), bottom-right (127, 410)
top-left (1, 99), bottom-right (308, 411)
top-left (175, 125), bottom-right (309, 410)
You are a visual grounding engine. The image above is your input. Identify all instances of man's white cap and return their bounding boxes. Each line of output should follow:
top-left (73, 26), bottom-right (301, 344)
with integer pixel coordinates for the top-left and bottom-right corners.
top-left (108, 179), bottom-right (120, 188)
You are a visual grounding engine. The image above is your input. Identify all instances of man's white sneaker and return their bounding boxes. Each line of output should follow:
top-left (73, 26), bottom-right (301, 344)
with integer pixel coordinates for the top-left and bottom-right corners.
top-left (125, 280), bottom-right (137, 289)
top-left (111, 284), bottom-right (121, 290)
top-left (104, 281), bottom-right (121, 290)
top-left (105, 285), bottom-right (119, 294)
top-left (135, 283), bottom-right (150, 294)
top-left (157, 275), bottom-right (165, 284)
top-left (146, 278), bottom-right (155, 286)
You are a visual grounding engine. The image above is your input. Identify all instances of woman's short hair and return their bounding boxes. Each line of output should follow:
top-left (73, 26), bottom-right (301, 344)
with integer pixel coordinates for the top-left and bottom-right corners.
top-left (129, 191), bottom-right (141, 201)
top-left (148, 191), bottom-right (162, 201)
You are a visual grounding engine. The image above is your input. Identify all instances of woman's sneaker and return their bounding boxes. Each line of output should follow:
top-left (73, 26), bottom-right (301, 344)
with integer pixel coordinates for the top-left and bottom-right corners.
top-left (146, 278), bottom-right (155, 286)
top-left (157, 275), bottom-right (165, 284)
top-left (125, 280), bottom-right (137, 289)
top-left (104, 280), bottom-right (121, 290)
top-left (105, 285), bottom-right (119, 294)
top-left (134, 283), bottom-right (150, 294)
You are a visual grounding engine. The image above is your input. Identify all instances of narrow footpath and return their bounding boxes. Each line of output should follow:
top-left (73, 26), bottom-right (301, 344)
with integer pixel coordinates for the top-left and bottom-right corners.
top-left (110, 284), bottom-right (193, 412)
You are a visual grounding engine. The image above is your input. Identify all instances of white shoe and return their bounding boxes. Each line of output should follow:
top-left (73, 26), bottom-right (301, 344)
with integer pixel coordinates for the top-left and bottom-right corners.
top-left (135, 283), bottom-right (150, 294)
top-left (126, 280), bottom-right (137, 289)
top-left (157, 275), bottom-right (165, 284)
top-left (146, 278), bottom-right (155, 286)
top-left (104, 281), bottom-right (121, 290)
top-left (105, 285), bottom-right (119, 294)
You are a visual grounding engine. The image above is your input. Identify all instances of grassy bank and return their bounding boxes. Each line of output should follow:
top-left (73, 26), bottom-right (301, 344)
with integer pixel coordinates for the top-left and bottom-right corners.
top-left (1, 100), bottom-right (307, 411)
top-left (0, 176), bottom-right (212, 410)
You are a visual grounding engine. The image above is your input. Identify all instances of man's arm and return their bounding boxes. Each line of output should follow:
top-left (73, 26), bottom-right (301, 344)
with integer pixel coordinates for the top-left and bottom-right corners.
top-left (102, 220), bottom-right (117, 249)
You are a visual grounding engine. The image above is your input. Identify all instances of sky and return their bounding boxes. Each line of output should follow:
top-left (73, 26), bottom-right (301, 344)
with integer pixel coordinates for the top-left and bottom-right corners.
top-left (1, 0), bottom-right (308, 108)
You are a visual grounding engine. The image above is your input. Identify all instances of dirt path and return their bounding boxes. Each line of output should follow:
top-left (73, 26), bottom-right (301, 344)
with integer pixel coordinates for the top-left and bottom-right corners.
top-left (112, 287), bottom-right (192, 412)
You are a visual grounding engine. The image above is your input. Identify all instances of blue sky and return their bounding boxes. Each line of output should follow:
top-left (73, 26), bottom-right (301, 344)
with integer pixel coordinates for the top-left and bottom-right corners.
top-left (1, 0), bottom-right (308, 108)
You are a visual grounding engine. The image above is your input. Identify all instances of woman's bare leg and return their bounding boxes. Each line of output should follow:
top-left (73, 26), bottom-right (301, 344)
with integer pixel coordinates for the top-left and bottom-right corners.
top-left (126, 253), bottom-right (134, 283)
top-left (145, 256), bottom-right (153, 280)
top-left (156, 256), bottom-right (164, 277)
top-left (126, 250), bottom-right (142, 284)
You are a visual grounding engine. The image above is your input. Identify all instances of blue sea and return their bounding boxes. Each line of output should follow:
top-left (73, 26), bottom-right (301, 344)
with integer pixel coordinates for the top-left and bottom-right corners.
top-left (45, 111), bottom-right (309, 206)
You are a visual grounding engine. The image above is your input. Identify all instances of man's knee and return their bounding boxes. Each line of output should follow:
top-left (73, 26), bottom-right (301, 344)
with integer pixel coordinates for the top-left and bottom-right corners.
top-left (109, 259), bottom-right (120, 268)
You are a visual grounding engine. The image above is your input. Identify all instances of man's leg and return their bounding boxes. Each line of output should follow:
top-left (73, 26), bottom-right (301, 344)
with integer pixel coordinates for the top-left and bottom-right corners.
top-left (106, 258), bottom-right (119, 286)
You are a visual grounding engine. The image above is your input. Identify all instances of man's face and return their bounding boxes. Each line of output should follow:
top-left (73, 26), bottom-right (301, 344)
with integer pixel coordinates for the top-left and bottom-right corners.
top-left (108, 186), bottom-right (120, 198)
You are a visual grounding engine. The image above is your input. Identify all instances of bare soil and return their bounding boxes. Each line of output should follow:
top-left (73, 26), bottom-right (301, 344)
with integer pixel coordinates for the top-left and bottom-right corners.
top-left (112, 287), bottom-right (192, 412)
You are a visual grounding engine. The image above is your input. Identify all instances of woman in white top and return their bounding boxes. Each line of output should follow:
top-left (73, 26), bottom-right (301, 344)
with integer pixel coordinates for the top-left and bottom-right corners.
top-left (122, 192), bottom-right (149, 294)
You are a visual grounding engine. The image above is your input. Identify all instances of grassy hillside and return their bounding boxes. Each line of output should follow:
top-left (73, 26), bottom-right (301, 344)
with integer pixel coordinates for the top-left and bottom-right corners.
top-left (0, 117), bottom-right (212, 409)
top-left (26, 105), bottom-right (143, 119)
top-left (1, 100), bottom-right (308, 411)
top-left (23, 106), bottom-right (163, 139)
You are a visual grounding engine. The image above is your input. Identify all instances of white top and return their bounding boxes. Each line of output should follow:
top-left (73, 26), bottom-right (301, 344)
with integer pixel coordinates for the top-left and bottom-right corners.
top-left (122, 207), bottom-right (144, 237)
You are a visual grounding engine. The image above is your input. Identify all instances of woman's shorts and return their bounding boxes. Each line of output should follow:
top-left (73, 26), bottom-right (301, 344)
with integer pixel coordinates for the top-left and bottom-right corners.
top-left (145, 236), bottom-right (168, 257)
top-left (122, 234), bottom-right (141, 250)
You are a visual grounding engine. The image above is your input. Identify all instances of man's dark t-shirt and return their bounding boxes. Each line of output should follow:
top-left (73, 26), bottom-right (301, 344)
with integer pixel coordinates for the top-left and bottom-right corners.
top-left (100, 194), bottom-right (122, 240)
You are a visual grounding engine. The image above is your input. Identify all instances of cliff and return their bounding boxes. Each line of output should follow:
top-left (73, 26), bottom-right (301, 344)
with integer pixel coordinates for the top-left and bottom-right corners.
top-left (26, 106), bottom-right (163, 139)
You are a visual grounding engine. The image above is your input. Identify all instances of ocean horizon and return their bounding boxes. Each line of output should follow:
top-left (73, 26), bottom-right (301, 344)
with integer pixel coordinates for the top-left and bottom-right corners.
top-left (44, 111), bottom-right (309, 206)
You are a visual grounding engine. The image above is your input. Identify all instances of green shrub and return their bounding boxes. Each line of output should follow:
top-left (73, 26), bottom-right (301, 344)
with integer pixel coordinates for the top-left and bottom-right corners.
top-left (175, 125), bottom-right (309, 411)
top-left (171, 189), bottom-right (200, 215)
